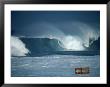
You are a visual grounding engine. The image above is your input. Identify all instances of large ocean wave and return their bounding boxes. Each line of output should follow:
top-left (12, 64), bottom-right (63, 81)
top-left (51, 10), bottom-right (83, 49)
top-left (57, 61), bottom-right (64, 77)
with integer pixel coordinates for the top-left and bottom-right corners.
top-left (11, 22), bottom-right (100, 57)
top-left (11, 36), bottom-right (100, 57)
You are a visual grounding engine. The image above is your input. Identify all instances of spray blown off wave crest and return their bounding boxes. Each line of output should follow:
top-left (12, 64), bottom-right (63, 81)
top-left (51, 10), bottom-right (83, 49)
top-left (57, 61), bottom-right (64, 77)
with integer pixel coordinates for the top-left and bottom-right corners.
top-left (56, 22), bottom-right (99, 50)
top-left (13, 22), bottom-right (99, 52)
top-left (74, 22), bottom-right (99, 47)
top-left (11, 36), bottom-right (30, 56)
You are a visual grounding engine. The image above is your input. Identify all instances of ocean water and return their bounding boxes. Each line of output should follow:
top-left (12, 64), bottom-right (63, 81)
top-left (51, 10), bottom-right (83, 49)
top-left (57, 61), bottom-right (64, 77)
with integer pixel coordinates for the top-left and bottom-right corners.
top-left (11, 55), bottom-right (100, 77)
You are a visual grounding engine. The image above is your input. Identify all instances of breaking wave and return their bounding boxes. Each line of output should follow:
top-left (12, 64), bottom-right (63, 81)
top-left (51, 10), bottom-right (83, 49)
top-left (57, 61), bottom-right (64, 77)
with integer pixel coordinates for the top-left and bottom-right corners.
top-left (11, 36), bottom-right (30, 56)
top-left (11, 22), bottom-right (100, 56)
top-left (20, 22), bottom-right (99, 51)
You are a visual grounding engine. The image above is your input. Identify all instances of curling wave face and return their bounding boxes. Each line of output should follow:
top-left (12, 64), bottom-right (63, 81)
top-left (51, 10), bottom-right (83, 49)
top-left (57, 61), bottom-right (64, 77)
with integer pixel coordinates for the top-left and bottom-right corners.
top-left (11, 22), bottom-right (100, 56)
top-left (11, 36), bottom-right (99, 57)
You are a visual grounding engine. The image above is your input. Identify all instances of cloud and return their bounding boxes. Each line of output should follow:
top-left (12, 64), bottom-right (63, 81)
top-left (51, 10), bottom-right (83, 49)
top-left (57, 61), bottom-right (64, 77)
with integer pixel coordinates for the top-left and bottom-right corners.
top-left (11, 36), bottom-right (30, 56)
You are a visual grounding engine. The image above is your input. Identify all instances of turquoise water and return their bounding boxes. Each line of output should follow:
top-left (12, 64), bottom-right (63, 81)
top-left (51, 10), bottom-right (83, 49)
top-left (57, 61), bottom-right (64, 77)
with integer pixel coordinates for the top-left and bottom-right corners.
top-left (11, 55), bottom-right (100, 77)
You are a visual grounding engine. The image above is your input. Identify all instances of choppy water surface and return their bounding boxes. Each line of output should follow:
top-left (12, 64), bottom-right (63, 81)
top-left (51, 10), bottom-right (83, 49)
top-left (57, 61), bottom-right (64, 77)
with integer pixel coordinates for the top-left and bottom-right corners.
top-left (11, 55), bottom-right (100, 77)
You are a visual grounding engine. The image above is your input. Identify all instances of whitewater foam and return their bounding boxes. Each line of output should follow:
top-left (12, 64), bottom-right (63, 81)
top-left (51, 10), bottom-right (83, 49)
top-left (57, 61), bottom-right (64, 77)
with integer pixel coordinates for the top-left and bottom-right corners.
top-left (11, 36), bottom-right (30, 56)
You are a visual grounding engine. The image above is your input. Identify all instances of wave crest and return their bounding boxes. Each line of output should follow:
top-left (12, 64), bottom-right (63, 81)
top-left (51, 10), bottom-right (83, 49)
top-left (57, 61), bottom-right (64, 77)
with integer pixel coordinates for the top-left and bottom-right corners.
top-left (11, 36), bottom-right (30, 56)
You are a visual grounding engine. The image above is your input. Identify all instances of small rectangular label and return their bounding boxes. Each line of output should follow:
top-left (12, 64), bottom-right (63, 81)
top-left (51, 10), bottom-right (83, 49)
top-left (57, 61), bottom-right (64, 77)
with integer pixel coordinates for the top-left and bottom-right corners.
top-left (75, 67), bottom-right (89, 74)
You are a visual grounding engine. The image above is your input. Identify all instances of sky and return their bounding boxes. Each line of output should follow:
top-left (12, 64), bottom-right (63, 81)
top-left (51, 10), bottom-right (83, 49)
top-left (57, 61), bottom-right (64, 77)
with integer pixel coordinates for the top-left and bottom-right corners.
top-left (11, 11), bottom-right (100, 37)
top-left (11, 11), bottom-right (100, 52)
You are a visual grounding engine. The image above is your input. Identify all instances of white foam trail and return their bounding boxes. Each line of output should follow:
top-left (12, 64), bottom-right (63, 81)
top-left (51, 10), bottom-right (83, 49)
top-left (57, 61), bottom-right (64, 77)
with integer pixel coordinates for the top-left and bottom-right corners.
top-left (11, 36), bottom-right (30, 56)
